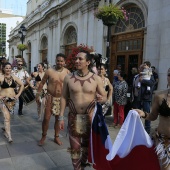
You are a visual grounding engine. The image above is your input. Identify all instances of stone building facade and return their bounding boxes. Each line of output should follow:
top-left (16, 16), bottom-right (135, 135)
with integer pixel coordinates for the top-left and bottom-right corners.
top-left (8, 0), bottom-right (170, 90)
top-left (0, 9), bottom-right (24, 58)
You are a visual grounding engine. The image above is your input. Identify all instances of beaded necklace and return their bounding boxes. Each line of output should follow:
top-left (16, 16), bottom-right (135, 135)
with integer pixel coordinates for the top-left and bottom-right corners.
top-left (77, 71), bottom-right (89, 77)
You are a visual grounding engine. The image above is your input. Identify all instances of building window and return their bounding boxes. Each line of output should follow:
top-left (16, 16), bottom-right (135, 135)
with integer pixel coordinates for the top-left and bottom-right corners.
top-left (115, 6), bottom-right (145, 33)
top-left (0, 23), bottom-right (6, 55)
top-left (117, 39), bottom-right (142, 52)
top-left (66, 28), bottom-right (77, 44)
top-left (41, 37), bottom-right (48, 49)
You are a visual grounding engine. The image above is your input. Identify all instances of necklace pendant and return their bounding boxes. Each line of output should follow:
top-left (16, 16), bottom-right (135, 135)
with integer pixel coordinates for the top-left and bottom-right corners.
top-left (77, 71), bottom-right (89, 77)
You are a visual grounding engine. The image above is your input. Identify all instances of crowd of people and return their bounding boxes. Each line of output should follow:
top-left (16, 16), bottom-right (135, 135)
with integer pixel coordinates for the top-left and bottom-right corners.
top-left (0, 51), bottom-right (169, 170)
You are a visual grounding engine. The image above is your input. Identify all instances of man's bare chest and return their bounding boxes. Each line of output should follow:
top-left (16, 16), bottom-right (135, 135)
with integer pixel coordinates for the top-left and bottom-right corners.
top-left (69, 79), bottom-right (96, 94)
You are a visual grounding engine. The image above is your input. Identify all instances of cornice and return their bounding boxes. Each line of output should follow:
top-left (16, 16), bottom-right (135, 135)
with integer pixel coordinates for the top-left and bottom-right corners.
top-left (26, 0), bottom-right (51, 22)
top-left (80, 0), bottom-right (100, 14)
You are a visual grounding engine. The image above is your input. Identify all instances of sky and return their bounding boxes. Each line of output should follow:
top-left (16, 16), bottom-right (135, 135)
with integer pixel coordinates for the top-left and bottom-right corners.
top-left (0, 0), bottom-right (27, 16)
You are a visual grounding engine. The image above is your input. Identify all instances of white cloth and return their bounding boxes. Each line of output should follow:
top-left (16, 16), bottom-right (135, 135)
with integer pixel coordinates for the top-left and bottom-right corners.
top-left (13, 69), bottom-right (29, 85)
top-left (106, 110), bottom-right (153, 160)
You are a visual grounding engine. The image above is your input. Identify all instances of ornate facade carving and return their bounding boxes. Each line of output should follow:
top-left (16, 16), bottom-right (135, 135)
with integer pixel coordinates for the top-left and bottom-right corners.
top-left (48, 19), bottom-right (58, 29)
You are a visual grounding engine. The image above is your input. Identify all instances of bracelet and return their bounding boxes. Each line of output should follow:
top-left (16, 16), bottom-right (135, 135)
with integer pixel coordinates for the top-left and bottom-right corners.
top-left (58, 116), bottom-right (64, 121)
top-left (142, 111), bottom-right (148, 118)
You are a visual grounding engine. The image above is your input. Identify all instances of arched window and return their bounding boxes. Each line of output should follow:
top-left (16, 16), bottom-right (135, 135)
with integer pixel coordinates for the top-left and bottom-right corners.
top-left (64, 26), bottom-right (77, 58)
top-left (66, 27), bottom-right (77, 44)
top-left (41, 36), bottom-right (48, 49)
top-left (115, 5), bottom-right (145, 33)
top-left (11, 48), bottom-right (14, 58)
top-left (28, 43), bottom-right (31, 52)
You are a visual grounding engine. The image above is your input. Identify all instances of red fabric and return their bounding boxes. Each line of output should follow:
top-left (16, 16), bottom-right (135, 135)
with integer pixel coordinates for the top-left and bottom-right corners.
top-left (89, 132), bottom-right (160, 170)
top-left (113, 102), bottom-right (125, 125)
top-left (88, 133), bottom-right (112, 170)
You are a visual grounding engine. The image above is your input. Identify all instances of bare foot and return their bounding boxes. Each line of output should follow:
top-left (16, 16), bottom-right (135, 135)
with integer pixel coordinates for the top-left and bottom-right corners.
top-left (38, 135), bottom-right (46, 146)
top-left (54, 136), bottom-right (62, 145)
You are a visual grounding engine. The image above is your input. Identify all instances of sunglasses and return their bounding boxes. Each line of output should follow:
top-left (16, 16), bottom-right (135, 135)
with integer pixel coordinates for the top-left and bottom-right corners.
top-left (18, 64), bottom-right (23, 66)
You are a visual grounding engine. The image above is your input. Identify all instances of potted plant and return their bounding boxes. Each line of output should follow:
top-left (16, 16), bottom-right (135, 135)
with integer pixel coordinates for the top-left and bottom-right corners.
top-left (17, 44), bottom-right (28, 51)
top-left (94, 4), bottom-right (128, 26)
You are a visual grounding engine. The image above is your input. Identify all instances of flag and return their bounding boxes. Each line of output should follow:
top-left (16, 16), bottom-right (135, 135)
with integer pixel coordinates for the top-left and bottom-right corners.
top-left (88, 104), bottom-right (160, 170)
top-left (88, 102), bottom-right (113, 170)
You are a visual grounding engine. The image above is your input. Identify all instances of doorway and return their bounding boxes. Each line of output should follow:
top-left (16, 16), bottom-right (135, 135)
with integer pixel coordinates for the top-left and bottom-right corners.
top-left (116, 54), bottom-right (140, 77)
top-left (110, 30), bottom-right (144, 80)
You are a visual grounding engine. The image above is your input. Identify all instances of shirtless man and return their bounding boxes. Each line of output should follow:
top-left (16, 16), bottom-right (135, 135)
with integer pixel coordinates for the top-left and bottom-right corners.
top-left (36, 53), bottom-right (70, 146)
top-left (59, 50), bottom-right (107, 170)
top-left (134, 68), bottom-right (170, 170)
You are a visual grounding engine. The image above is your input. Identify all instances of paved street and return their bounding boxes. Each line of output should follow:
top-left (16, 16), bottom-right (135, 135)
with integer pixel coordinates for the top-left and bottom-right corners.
top-left (0, 102), bottom-right (158, 170)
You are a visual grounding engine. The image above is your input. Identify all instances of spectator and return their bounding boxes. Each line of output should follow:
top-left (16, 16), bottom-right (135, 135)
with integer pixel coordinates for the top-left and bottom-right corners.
top-left (138, 63), bottom-right (153, 93)
top-left (113, 69), bottom-right (119, 86)
top-left (124, 67), bottom-right (138, 118)
top-left (111, 72), bottom-right (128, 128)
top-left (151, 66), bottom-right (159, 90)
top-left (132, 61), bottom-right (155, 134)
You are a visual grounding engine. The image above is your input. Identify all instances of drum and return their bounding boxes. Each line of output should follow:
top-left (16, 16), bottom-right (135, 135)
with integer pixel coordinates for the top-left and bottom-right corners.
top-left (20, 86), bottom-right (35, 105)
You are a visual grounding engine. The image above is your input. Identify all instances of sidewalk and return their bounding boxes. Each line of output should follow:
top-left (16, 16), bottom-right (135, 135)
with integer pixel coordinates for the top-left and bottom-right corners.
top-left (0, 102), bottom-right (158, 170)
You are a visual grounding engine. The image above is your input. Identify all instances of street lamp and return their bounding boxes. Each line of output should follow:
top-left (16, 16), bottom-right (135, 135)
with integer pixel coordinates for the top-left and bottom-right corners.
top-left (105, 0), bottom-right (112, 79)
top-left (0, 41), bottom-right (6, 59)
top-left (2, 41), bottom-right (6, 55)
top-left (18, 24), bottom-right (27, 57)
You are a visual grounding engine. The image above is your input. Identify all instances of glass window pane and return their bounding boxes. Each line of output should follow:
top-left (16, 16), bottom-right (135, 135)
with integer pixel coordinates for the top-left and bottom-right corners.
top-left (122, 41), bottom-right (126, 51)
top-left (115, 6), bottom-right (145, 33)
top-left (133, 40), bottom-right (137, 49)
top-left (137, 39), bottom-right (141, 49)
top-left (117, 42), bottom-right (122, 51)
top-left (129, 40), bottom-right (133, 50)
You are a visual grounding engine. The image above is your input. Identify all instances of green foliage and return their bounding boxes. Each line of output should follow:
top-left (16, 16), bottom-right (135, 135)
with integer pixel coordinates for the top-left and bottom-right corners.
top-left (94, 4), bottom-right (126, 21)
top-left (17, 44), bottom-right (28, 51)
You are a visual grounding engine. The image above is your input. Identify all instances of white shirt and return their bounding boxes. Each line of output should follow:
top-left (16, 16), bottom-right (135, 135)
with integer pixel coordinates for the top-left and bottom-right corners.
top-left (13, 68), bottom-right (29, 85)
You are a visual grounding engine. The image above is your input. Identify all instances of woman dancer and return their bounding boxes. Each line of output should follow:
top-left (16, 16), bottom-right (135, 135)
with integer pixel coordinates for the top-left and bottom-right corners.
top-left (27, 63), bottom-right (47, 121)
top-left (97, 64), bottom-right (113, 116)
top-left (134, 68), bottom-right (170, 170)
top-left (0, 62), bottom-right (24, 143)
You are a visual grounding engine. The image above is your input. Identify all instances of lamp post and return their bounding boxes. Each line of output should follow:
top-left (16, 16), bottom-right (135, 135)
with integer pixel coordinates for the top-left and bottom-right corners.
top-left (18, 24), bottom-right (27, 57)
top-left (1, 41), bottom-right (6, 57)
top-left (105, 0), bottom-right (112, 79)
